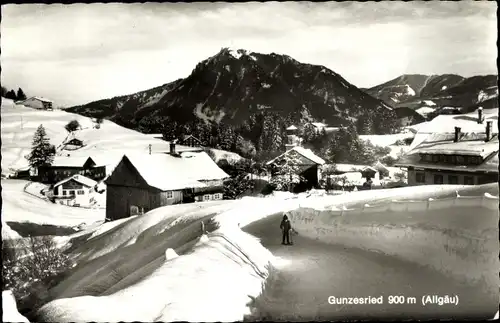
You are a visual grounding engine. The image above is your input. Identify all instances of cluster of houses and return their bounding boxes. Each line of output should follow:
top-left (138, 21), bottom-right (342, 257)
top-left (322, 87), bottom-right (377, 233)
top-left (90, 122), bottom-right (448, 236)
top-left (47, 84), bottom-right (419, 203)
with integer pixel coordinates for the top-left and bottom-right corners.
top-left (268, 112), bottom-right (499, 191)
top-left (15, 110), bottom-right (498, 222)
top-left (30, 140), bottom-right (229, 221)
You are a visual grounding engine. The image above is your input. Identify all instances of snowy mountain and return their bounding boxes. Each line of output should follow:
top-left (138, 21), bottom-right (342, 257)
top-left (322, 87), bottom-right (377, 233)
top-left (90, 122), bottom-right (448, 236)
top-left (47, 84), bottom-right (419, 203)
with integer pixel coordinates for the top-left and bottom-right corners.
top-left (365, 74), bottom-right (499, 113)
top-left (67, 48), bottom-right (393, 130)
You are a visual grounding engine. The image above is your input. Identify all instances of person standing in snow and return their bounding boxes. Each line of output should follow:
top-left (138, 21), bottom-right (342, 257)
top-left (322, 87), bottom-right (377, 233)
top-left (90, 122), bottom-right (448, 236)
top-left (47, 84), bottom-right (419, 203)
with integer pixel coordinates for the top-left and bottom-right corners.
top-left (280, 214), bottom-right (293, 245)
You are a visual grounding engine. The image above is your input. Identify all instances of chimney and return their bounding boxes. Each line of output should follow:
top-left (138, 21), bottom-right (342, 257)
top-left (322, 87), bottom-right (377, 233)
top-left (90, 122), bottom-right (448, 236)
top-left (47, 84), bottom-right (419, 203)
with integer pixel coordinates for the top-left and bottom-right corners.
top-left (477, 107), bottom-right (483, 124)
top-left (170, 139), bottom-right (177, 154)
top-left (485, 121), bottom-right (492, 142)
top-left (454, 127), bottom-right (461, 142)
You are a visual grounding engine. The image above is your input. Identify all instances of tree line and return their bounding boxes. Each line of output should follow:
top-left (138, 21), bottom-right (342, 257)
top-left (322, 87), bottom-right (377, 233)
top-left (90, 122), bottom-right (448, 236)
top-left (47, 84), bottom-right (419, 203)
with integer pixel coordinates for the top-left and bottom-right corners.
top-left (2, 87), bottom-right (27, 101)
top-left (133, 108), bottom-right (400, 166)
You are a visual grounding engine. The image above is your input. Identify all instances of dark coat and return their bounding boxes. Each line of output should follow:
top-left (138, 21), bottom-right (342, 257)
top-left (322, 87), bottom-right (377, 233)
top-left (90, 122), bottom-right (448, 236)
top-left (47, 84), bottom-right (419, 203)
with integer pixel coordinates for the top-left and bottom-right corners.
top-left (280, 217), bottom-right (291, 232)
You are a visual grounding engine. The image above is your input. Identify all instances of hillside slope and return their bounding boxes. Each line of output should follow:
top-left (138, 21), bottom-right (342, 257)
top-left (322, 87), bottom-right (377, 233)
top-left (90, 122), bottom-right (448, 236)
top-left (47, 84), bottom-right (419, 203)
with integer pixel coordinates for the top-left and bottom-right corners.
top-left (1, 98), bottom-right (238, 174)
top-left (67, 48), bottom-right (393, 130)
top-left (366, 74), bottom-right (498, 112)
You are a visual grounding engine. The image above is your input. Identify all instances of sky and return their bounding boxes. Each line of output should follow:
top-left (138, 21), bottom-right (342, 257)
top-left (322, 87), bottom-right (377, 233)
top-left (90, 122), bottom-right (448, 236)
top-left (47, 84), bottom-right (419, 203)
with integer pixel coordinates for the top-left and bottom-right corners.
top-left (1, 1), bottom-right (497, 107)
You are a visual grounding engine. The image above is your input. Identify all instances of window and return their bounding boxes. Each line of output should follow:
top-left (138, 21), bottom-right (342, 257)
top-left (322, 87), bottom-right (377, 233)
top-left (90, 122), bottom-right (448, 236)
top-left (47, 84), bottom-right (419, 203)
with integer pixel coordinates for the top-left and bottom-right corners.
top-left (464, 176), bottom-right (474, 185)
top-left (63, 190), bottom-right (67, 196)
top-left (204, 195), bottom-right (210, 201)
top-left (166, 191), bottom-right (173, 199)
top-left (448, 175), bottom-right (458, 184)
top-left (416, 172), bottom-right (426, 183)
top-left (214, 193), bottom-right (221, 200)
top-left (434, 174), bottom-right (444, 184)
top-left (432, 155), bottom-right (439, 163)
top-left (456, 156), bottom-right (465, 164)
top-left (77, 190), bottom-right (85, 195)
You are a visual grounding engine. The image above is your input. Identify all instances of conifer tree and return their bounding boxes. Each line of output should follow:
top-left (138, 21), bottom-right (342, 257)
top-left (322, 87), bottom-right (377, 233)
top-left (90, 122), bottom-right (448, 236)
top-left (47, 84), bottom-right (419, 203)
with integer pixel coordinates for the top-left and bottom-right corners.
top-left (26, 124), bottom-right (56, 169)
top-left (16, 88), bottom-right (27, 101)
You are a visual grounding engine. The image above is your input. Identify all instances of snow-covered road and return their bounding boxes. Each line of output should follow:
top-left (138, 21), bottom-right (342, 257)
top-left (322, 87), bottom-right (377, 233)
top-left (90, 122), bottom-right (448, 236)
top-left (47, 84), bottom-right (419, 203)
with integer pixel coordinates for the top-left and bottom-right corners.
top-left (243, 212), bottom-right (497, 321)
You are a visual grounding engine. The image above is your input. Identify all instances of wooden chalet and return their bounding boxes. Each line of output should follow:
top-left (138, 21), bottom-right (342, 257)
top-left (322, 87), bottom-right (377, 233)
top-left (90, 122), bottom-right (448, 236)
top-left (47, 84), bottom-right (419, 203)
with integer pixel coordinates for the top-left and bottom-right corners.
top-left (52, 174), bottom-right (97, 207)
top-left (104, 150), bottom-right (229, 221)
top-left (266, 146), bottom-right (325, 192)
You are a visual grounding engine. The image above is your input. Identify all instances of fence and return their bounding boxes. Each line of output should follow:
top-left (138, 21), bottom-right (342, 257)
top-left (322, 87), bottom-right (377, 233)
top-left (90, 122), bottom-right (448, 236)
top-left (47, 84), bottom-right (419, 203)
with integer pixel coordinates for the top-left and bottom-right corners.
top-left (288, 193), bottom-right (499, 293)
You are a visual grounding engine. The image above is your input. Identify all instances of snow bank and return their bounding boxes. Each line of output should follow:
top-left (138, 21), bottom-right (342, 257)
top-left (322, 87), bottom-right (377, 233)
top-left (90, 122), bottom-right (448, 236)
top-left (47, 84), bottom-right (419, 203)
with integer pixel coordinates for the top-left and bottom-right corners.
top-left (37, 228), bottom-right (273, 322)
top-left (33, 184), bottom-right (499, 321)
top-left (2, 291), bottom-right (30, 323)
top-left (1, 221), bottom-right (23, 240)
top-left (288, 192), bottom-right (499, 294)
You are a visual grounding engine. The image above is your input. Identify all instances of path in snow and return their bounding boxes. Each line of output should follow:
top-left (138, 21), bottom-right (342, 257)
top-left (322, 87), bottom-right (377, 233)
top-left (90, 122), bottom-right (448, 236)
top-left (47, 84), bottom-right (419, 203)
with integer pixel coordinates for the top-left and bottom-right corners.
top-left (243, 213), bottom-right (497, 321)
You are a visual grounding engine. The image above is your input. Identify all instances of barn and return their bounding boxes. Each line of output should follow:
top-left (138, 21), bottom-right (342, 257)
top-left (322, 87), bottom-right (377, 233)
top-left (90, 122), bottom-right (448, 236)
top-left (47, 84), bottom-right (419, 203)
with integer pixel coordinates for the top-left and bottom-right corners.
top-left (105, 151), bottom-right (229, 221)
top-left (266, 146), bottom-right (325, 192)
top-left (17, 97), bottom-right (53, 110)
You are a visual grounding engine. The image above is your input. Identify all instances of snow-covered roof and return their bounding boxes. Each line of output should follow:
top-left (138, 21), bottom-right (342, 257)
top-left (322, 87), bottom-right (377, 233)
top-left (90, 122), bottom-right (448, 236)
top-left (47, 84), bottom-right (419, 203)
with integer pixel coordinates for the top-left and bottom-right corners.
top-left (396, 130), bottom-right (499, 172)
top-left (410, 133), bottom-right (499, 158)
top-left (310, 122), bottom-right (327, 128)
top-left (54, 174), bottom-right (97, 189)
top-left (286, 125), bottom-right (298, 131)
top-left (409, 109), bottom-right (498, 150)
top-left (51, 156), bottom-right (92, 167)
top-left (118, 151), bottom-right (229, 191)
top-left (266, 146), bottom-right (325, 166)
top-left (22, 96), bottom-right (53, 103)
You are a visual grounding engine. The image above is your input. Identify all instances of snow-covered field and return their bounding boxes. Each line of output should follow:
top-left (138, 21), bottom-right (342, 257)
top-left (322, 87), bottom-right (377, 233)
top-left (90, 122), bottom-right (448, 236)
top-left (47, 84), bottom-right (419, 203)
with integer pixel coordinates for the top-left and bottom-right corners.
top-left (359, 133), bottom-right (414, 158)
top-left (1, 179), bottom-right (104, 227)
top-left (0, 98), bottom-right (240, 174)
top-left (29, 183), bottom-right (498, 321)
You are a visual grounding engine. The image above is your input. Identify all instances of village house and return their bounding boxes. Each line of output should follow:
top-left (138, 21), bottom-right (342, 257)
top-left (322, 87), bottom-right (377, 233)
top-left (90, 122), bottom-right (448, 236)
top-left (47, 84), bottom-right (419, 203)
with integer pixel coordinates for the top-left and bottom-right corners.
top-left (178, 134), bottom-right (205, 148)
top-left (321, 163), bottom-right (380, 190)
top-left (17, 97), bottom-right (53, 110)
top-left (38, 156), bottom-right (107, 184)
top-left (104, 147), bottom-right (229, 221)
top-left (266, 145), bottom-right (325, 192)
top-left (52, 174), bottom-right (97, 207)
top-left (395, 116), bottom-right (499, 186)
top-left (62, 138), bottom-right (84, 151)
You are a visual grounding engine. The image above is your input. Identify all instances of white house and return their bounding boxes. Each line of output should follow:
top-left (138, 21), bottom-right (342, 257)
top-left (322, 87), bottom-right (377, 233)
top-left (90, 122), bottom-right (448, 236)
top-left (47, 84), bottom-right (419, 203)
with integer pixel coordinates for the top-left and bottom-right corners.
top-left (17, 97), bottom-right (53, 110)
top-left (52, 174), bottom-right (98, 207)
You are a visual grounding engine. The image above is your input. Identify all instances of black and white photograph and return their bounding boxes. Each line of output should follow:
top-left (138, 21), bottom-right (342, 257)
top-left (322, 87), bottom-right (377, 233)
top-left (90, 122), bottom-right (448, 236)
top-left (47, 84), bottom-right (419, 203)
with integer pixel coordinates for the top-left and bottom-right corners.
top-left (1, 1), bottom-right (498, 321)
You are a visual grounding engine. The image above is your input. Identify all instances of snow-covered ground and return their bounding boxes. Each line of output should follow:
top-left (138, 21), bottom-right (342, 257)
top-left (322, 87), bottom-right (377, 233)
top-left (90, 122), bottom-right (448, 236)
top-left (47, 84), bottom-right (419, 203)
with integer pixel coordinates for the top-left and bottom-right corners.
top-left (0, 98), bottom-right (238, 175)
top-left (359, 133), bottom-right (414, 159)
top-left (33, 183), bottom-right (498, 321)
top-left (209, 148), bottom-right (243, 163)
top-left (1, 179), bottom-right (104, 227)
